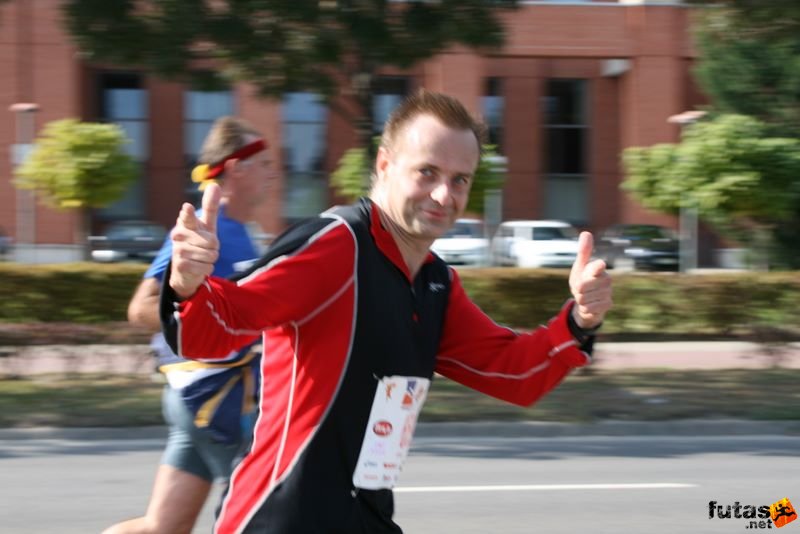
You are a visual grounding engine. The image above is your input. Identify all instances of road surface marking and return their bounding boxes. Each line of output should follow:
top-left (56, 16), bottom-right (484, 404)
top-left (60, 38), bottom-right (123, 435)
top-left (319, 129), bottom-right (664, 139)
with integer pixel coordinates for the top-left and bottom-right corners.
top-left (395, 483), bottom-right (695, 493)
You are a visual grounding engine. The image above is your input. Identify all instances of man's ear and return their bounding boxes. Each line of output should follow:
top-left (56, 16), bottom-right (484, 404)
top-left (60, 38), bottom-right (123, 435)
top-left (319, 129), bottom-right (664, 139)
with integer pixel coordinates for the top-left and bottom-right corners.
top-left (375, 146), bottom-right (390, 180)
top-left (223, 158), bottom-right (241, 178)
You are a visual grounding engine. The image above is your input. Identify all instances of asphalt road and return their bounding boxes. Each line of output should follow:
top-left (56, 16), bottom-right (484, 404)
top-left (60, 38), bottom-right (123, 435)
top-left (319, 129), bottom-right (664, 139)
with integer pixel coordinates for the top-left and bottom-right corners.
top-left (1, 434), bottom-right (797, 533)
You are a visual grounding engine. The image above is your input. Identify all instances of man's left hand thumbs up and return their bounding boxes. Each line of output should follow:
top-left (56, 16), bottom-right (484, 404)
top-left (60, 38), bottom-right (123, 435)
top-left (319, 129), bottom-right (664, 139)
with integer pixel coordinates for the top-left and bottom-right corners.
top-left (569, 232), bottom-right (613, 329)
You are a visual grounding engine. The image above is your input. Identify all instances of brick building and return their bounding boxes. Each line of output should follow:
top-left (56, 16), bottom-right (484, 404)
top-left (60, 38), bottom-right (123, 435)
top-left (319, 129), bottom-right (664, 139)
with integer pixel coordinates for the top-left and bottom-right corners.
top-left (0, 0), bottom-right (703, 262)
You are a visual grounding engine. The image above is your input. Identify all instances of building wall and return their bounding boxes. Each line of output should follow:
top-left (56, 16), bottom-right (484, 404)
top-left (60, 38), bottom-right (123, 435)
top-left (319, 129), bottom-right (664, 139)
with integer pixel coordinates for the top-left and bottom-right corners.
top-left (0, 0), bottom-right (702, 258)
top-left (490, 3), bottom-right (696, 230)
top-left (1, 0), bottom-right (82, 256)
top-left (144, 78), bottom-right (186, 232)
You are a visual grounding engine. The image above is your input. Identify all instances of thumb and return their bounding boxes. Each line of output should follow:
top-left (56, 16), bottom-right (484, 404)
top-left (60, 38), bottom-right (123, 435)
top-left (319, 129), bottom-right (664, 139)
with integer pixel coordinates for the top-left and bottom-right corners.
top-left (570, 232), bottom-right (594, 281)
top-left (199, 183), bottom-right (221, 233)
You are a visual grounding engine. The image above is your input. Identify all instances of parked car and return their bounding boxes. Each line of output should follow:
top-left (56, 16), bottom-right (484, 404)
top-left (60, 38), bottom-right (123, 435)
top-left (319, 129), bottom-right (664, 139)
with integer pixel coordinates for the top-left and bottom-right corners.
top-left (89, 220), bottom-right (168, 263)
top-left (594, 224), bottom-right (679, 270)
top-left (430, 218), bottom-right (489, 266)
top-left (0, 227), bottom-right (11, 258)
top-left (491, 220), bottom-right (579, 268)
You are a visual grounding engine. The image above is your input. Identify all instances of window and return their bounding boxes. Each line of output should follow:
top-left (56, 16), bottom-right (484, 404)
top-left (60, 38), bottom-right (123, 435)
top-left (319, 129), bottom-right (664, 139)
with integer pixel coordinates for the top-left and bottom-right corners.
top-left (183, 87), bottom-right (234, 201)
top-left (532, 226), bottom-right (578, 241)
top-left (443, 220), bottom-right (484, 239)
top-left (97, 72), bottom-right (148, 220)
top-left (542, 79), bottom-right (589, 225)
top-left (184, 89), bottom-right (235, 166)
top-left (372, 77), bottom-right (410, 133)
top-left (282, 92), bottom-right (329, 221)
top-left (483, 78), bottom-right (504, 153)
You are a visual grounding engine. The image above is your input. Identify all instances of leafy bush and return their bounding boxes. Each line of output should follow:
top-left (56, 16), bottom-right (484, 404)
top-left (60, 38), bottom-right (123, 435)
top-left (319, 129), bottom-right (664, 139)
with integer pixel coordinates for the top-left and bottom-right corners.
top-left (459, 269), bottom-right (800, 338)
top-left (2, 264), bottom-right (799, 341)
top-left (0, 263), bottom-right (145, 323)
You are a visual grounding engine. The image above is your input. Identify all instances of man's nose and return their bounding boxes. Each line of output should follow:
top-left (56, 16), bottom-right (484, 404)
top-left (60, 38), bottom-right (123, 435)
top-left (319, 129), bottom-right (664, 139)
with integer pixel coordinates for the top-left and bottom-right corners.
top-left (430, 181), bottom-right (452, 206)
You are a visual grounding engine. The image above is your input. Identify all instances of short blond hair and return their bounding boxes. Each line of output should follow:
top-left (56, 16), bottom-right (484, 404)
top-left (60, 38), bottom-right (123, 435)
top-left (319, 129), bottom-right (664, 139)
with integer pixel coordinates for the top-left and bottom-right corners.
top-left (380, 90), bottom-right (486, 151)
top-left (199, 116), bottom-right (261, 168)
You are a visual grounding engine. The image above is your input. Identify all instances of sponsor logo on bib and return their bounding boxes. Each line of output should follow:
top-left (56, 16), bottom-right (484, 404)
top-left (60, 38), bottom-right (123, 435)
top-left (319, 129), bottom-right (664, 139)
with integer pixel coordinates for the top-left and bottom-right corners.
top-left (373, 420), bottom-right (393, 437)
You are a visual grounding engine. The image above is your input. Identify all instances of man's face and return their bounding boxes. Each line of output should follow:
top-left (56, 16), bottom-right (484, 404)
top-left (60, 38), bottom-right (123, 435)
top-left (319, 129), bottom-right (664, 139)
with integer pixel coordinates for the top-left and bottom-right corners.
top-left (375, 114), bottom-right (480, 242)
top-left (236, 138), bottom-right (276, 206)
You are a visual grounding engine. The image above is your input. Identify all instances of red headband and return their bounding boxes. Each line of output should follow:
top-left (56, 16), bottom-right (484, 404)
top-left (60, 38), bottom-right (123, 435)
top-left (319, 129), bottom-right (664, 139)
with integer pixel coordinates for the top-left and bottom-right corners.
top-left (204, 138), bottom-right (267, 180)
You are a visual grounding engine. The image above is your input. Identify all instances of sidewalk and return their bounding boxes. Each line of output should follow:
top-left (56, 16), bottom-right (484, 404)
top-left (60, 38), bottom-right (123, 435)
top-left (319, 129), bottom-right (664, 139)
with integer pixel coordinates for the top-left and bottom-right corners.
top-left (2, 342), bottom-right (799, 441)
top-left (594, 341), bottom-right (800, 369)
top-left (2, 341), bottom-right (799, 376)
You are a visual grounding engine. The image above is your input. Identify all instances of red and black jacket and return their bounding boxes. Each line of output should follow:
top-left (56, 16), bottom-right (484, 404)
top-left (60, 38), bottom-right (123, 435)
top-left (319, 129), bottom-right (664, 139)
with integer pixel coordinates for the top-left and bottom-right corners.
top-left (161, 198), bottom-right (591, 534)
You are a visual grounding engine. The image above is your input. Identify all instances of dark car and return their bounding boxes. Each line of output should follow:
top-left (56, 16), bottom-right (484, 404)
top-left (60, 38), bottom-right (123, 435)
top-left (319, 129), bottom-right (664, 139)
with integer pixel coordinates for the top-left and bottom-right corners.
top-left (0, 227), bottom-right (11, 257)
top-left (595, 224), bottom-right (679, 271)
top-left (89, 220), bottom-right (167, 263)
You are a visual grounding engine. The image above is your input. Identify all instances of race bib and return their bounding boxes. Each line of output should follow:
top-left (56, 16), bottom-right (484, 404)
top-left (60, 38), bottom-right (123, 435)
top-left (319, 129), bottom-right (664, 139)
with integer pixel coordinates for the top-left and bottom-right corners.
top-left (352, 375), bottom-right (430, 490)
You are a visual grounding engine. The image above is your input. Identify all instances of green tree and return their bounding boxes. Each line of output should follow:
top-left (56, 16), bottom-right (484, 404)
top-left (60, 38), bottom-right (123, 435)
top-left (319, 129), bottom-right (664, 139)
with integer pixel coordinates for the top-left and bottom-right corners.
top-left (331, 141), bottom-right (505, 215)
top-left (686, 0), bottom-right (800, 40)
top-left (63, 0), bottom-right (517, 151)
top-left (689, 6), bottom-right (800, 267)
top-left (14, 119), bottom-right (138, 256)
top-left (623, 114), bottom-right (800, 268)
top-left (330, 145), bottom-right (376, 203)
top-left (693, 10), bottom-right (800, 138)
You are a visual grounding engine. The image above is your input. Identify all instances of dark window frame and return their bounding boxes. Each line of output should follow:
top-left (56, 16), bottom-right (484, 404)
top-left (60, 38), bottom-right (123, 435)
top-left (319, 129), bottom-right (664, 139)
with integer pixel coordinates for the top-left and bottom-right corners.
top-left (483, 77), bottom-right (505, 153)
top-left (96, 71), bottom-right (148, 221)
top-left (542, 78), bottom-right (590, 226)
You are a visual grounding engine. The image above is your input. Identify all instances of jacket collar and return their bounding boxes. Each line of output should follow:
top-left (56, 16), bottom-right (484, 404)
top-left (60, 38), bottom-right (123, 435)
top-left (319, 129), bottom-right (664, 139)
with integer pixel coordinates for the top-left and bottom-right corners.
top-left (366, 198), bottom-right (435, 283)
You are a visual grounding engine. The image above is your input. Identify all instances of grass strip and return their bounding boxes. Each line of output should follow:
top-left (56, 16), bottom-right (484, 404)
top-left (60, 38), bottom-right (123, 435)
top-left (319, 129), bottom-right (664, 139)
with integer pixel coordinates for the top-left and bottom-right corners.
top-left (1, 369), bottom-right (798, 428)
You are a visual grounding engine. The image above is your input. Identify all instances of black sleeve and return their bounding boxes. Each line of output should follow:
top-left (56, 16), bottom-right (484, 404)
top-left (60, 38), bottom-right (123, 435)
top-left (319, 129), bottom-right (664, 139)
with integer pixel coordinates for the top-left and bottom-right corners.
top-left (158, 262), bottom-right (181, 354)
top-left (567, 310), bottom-right (601, 355)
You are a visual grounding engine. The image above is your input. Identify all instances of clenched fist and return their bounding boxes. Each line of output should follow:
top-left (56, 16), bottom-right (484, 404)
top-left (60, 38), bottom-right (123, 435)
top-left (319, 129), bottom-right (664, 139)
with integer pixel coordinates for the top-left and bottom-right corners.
top-left (169, 183), bottom-right (222, 299)
top-left (569, 232), bottom-right (613, 330)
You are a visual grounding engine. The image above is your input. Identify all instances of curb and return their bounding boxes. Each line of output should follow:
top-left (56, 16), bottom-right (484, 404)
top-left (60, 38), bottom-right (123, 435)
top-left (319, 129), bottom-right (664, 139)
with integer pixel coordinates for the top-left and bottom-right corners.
top-left (0, 425), bottom-right (167, 441)
top-left (2, 419), bottom-right (799, 442)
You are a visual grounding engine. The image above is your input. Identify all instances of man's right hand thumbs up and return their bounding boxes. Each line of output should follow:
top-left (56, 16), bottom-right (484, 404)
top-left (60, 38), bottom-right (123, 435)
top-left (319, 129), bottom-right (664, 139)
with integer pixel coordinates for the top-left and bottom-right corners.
top-left (170, 183), bottom-right (222, 299)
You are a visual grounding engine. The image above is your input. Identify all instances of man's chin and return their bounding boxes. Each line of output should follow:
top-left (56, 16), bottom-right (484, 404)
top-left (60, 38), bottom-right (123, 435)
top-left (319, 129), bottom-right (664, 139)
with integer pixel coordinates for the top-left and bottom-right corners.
top-left (415, 220), bottom-right (452, 240)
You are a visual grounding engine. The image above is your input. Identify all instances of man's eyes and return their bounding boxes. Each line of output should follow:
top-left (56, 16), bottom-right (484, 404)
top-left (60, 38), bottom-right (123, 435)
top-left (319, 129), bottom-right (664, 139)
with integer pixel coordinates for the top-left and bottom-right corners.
top-left (417, 167), bottom-right (470, 187)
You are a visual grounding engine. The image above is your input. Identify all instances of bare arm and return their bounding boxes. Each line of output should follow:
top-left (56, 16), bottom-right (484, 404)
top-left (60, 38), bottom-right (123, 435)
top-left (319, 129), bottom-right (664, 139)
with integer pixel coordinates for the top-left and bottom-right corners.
top-left (128, 277), bottom-right (163, 332)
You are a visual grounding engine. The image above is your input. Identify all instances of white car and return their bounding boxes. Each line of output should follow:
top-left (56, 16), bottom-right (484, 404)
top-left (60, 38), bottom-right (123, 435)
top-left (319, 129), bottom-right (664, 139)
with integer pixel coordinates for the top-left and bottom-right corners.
top-left (431, 218), bottom-right (489, 266)
top-left (491, 220), bottom-right (579, 268)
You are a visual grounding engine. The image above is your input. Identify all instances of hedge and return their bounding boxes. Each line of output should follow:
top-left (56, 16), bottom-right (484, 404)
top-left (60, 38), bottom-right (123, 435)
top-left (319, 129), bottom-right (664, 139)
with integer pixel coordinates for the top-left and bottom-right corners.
top-left (0, 263), bottom-right (146, 323)
top-left (458, 268), bottom-right (800, 338)
top-left (2, 263), bottom-right (799, 340)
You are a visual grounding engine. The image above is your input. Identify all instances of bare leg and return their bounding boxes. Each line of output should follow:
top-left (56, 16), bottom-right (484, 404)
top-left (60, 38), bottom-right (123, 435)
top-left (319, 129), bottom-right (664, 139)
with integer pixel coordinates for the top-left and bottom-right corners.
top-left (102, 465), bottom-right (212, 534)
